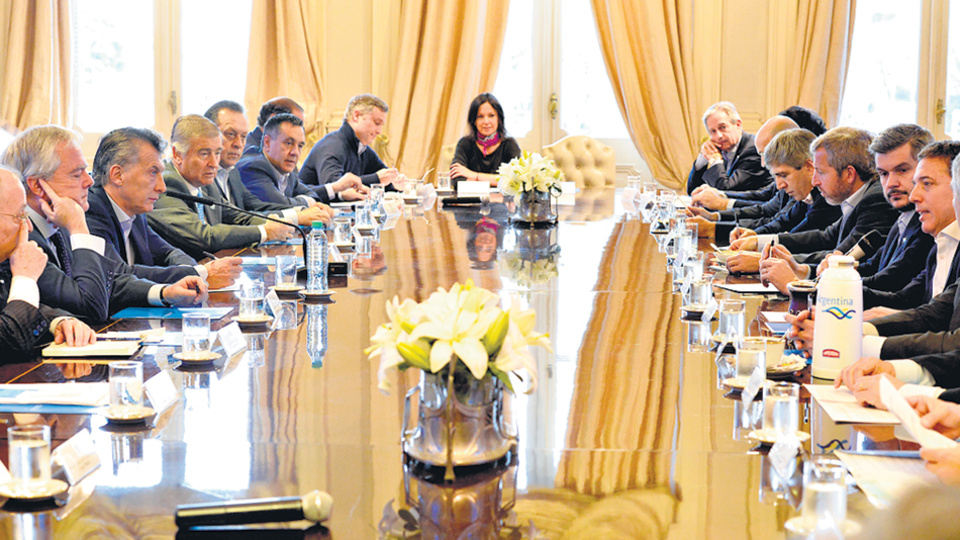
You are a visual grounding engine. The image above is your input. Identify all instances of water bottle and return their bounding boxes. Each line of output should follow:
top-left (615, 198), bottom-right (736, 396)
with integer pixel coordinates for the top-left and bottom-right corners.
top-left (307, 303), bottom-right (328, 367)
top-left (307, 221), bottom-right (328, 292)
top-left (812, 255), bottom-right (862, 380)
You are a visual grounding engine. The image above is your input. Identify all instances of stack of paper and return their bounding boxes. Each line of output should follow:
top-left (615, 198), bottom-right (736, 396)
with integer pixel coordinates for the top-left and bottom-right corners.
top-left (42, 340), bottom-right (140, 358)
top-left (805, 384), bottom-right (899, 424)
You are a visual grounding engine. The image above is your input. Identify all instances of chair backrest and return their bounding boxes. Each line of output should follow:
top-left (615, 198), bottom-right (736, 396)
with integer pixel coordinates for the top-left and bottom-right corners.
top-left (439, 143), bottom-right (456, 171)
top-left (541, 135), bottom-right (615, 188)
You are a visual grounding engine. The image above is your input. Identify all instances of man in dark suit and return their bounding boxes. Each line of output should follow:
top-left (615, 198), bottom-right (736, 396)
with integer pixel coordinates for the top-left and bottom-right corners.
top-left (811, 124), bottom-right (936, 296)
top-left (753, 127), bottom-right (899, 290)
top-left (685, 101), bottom-right (773, 195)
top-left (242, 96), bottom-right (304, 157)
top-left (2, 126), bottom-right (207, 320)
top-left (299, 94), bottom-right (401, 189)
top-left (0, 167), bottom-right (96, 355)
top-left (148, 115), bottom-right (295, 261)
top-left (204, 100), bottom-right (337, 222)
top-left (238, 114), bottom-right (365, 206)
top-left (87, 127), bottom-right (242, 289)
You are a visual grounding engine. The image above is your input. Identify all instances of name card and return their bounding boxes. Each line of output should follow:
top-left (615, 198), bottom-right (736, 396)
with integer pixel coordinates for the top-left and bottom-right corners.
top-left (51, 429), bottom-right (100, 485)
top-left (265, 289), bottom-right (282, 316)
top-left (217, 322), bottom-right (247, 358)
top-left (144, 371), bottom-right (179, 413)
top-left (741, 364), bottom-right (765, 407)
top-left (769, 432), bottom-right (802, 479)
top-left (457, 180), bottom-right (490, 195)
top-left (0, 460), bottom-right (9, 483)
top-left (382, 198), bottom-right (403, 217)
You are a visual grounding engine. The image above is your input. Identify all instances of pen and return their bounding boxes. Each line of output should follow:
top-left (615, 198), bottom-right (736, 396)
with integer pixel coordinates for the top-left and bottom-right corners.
top-left (202, 251), bottom-right (219, 260)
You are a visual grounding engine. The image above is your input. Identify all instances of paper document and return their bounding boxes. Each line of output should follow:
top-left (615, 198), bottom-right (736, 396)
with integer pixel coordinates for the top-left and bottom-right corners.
top-left (208, 284), bottom-right (241, 293)
top-left (805, 384), bottom-right (899, 424)
top-left (717, 283), bottom-right (782, 295)
top-left (761, 311), bottom-right (788, 323)
top-left (457, 180), bottom-right (490, 195)
top-left (0, 383), bottom-right (108, 406)
top-left (880, 376), bottom-right (959, 449)
top-left (42, 340), bottom-right (140, 358)
top-left (836, 450), bottom-right (938, 508)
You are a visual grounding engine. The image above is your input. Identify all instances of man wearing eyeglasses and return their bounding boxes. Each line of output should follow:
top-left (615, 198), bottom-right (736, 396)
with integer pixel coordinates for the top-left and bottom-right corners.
top-left (0, 167), bottom-right (97, 355)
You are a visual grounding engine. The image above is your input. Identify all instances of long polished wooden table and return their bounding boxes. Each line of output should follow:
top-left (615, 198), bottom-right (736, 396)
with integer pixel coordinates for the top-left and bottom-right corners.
top-left (0, 189), bottom-right (885, 538)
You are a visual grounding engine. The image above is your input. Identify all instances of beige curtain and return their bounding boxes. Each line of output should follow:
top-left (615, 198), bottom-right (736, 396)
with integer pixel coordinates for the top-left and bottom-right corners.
top-left (383, 0), bottom-right (510, 177)
top-left (0, 0), bottom-right (71, 130)
top-left (782, 0), bottom-right (857, 127)
top-left (245, 0), bottom-right (325, 146)
top-left (590, 0), bottom-right (699, 190)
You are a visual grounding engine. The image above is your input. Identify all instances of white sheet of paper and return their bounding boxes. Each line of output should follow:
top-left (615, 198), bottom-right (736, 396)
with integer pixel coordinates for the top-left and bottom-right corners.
top-left (805, 384), bottom-right (899, 424)
top-left (836, 450), bottom-right (937, 508)
top-left (457, 180), bottom-right (490, 195)
top-left (717, 283), bottom-right (782, 295)
top-left (880, 376), bottom-right (959, 449)
top-left (761, 311), bottom-right (788, 323)
top-left (208, 284), bottom-right (241, 293)
top-left (0, 383), bottom-right (109, 407)
top-left (144, 371), bottom-right (178, 413)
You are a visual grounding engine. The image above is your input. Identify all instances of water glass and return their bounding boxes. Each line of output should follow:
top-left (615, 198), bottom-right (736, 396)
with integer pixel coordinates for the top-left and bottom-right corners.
top-left (763, 381), bottom-right (799, 438)
top-left (716, 299), bottom-right (746, 344)
top-left (274, 255), bottom-right (299, 290)
top-left (801, 456), bottom-right (848, 530)
top-left (8, 425), bottom-right (51, 492)
top-left (437, 175), bottom-right (451, 191)
top-left (182, 312), bottom-right (211, 353)
top-left (355, 200), bottom-right (374, 229)
top-left (333, 215), bottom-right (352, 245)
top-left (687, 320), bottom-right (713, 352)
top-left (239, 279), bottom-right (265, 318)
top-left (683, 275), bottom-right (714, 312)
top-left (109, 361), bottom-right (143, 409)
top-left (736, 338), bottom-right (766, 379)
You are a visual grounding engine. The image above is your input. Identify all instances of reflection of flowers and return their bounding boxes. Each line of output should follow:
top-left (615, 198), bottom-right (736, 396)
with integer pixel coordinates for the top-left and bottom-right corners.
top-left (499, 252), bottom-right (559, 286)
top-left (366, 280), bottom-right (550, 394)
top-left (498, 151), bottom-right (563, 203)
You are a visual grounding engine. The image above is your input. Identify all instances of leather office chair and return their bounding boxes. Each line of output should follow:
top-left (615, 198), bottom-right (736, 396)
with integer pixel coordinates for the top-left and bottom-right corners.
top-left (541, 135), bottom-right (615, 189)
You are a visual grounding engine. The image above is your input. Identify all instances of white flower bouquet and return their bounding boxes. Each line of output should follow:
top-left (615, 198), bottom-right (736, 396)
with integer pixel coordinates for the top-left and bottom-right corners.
top-left (498, 252), bottom-right (559, 287)
top-left (498, 151), bottom-right (563, 204)
top-left (366, 280), bottom-right (551, 395)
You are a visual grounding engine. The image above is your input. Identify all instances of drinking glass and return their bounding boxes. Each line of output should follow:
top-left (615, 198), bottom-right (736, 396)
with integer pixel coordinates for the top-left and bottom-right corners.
top-left (333, 215), bottom-right (352, 245)
top-left (182, 312), bottom-right (211, 353)
top-left (109, 361), bottom-right (143, 409)
top-left (355, 200), bottom-right (374, 229)
top-left (763, 381), bottom-right (799, 439)
top-left (239, 279), bottom-right (265, 318)
top-left (8, 425), bottom-right (51, 493)
top-left (683, 275), bottom-right (713, 313)
top-left (716, 299), bottom-right (746, 344)
top-left (437, 175), bottom-right (451, 191)
top-left (686, 320), bottom-right (713, 352)
top-left (736, 337), bottom-right (766, 379)
top-left (274, 255), bottom-right (299, 291)
top-left (801, 456), bottom-right (848, 531)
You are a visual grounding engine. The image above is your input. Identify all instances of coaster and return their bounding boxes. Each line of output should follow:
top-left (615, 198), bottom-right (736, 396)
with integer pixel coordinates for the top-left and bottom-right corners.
top-left (172, 350), bottom-right (221, 363)
top-left (102, 404), bottom-right (157, 425)
top-left (784, 516), bottom-right (860, 537)
top-left (232, 314), bottom-right (274, 328)
top-left (747, 428), bottom-right (811, 446)
top-left (767, 356), bottom-right (807, 377)
top-left (302, 289), bottom-right (335, 301)
top-left (0, 479), bottom-right (69, 501)
top-left (722, 376), bottom-right (750, 390)
top-left (271, 285), bottom-right (304, 300)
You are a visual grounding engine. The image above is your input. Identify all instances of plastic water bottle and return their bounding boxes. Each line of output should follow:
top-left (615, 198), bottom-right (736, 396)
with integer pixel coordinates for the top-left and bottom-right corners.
top-left (307, 303), bottom-right (328, 367)
top-left (307, 221), bottom-right (328, 292)
top-left (812, 255), bottom-right (862, 380)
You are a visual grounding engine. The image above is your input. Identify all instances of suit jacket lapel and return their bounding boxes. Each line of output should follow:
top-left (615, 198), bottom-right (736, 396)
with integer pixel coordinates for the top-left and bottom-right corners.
top-left (130, 217), bottom-right (154, 266)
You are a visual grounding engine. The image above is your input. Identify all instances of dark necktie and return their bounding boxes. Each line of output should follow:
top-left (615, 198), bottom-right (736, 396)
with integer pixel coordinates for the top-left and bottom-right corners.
top-left (50, 231), bottom-right (72, 277)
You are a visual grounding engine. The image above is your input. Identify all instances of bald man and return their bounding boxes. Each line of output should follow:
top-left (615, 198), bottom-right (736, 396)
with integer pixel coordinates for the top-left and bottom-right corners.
top-left (0, 167), bottom-right (96, 356)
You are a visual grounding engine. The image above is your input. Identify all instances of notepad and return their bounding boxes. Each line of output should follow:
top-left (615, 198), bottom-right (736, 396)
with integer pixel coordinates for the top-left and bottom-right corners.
top-left (260, 238), bottom-right (304, 246)
top-left (110, 307), bottom-right (234, 320)
top-left (805, 384), bottom-right (899, 424)
top-left (717, 283), bottom-right (782, 295)
top-left (42, 340), bottom-right (141, 358)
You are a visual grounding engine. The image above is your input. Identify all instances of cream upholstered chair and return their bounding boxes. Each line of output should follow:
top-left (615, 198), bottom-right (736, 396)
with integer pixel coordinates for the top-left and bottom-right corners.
top-left (439, 143), bottom-right (456, 171)
top-left (541, 135), bottom-right (615, 188)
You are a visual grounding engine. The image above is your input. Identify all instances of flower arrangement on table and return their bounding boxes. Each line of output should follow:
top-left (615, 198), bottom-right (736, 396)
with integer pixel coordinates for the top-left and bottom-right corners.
top-left (367, 280), bottom-right (551, 395)
top-left (498, 252), bottom-right (559, 287)
top-left (498, 151), bottom-right (564, 204)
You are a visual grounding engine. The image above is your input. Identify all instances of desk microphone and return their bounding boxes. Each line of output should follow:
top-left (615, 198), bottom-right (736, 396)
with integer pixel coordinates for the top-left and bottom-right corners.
top-left (175, 490), bottom-right (333, 528)
top-left (164, 190), bottom-right (310, 264)
top-left (844, 229), bottom-right (883, 260)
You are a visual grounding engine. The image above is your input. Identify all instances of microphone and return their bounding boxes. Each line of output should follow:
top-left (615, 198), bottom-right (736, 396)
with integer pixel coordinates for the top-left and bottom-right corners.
top-left (165, 189), bottom-right (309, 264)
top-left (175, 490), bottom-right (333, 528)
top-left (844, 229), bottom-right (883, 260)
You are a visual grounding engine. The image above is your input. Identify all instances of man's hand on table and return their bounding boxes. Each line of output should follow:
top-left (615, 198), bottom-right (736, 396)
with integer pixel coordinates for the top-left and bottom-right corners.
top-left (726, 251), bottom-right (761, 273)
top-left (908, 396), bottom-right (960, 440)
top-left (691, 185), bottom-right (730, 211)
top-left (204, 257), bottom-right (242, 289)
top-left (729, 227), bottom-right (755, 243)
top-left (834, 356), bottom-right (898, 408)
top-left (864, 306), bottom-right (901, 321)
top-left (729, 236), bottom-right (758, 252)
top-left (759, 257), bottom-right (799, 294)
top-left (784, 309), bottom-right (814, 350)
top-left (264, 220), bottom-right (296, 241)
top-left (297, 205), bottom-right (333, 226)
top-left (162, 276), bottom-right (209, 306)
top-left (685, 205), bottom-right (719, 222)
top-left (687, 216), bottom-right (715, 238)
top-left (52, 317), bottom-right (97, 347)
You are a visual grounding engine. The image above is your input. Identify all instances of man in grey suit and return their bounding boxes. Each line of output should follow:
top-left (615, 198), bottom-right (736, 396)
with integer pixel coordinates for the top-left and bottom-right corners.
top-left (237, 113), bottom-right (366, 205)
top-left (148, 115), bottom-right (293, 261)
top-left (203, 100), bottom-right (335, 223)
top-left (87, 126), bottom-right (242, 289)
top-left (2, 125), bottom-right (206, 321)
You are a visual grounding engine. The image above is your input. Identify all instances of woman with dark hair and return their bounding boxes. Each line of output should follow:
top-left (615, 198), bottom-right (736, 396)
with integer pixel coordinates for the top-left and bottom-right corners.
top-left (450, 93), bottom-right (521, 188)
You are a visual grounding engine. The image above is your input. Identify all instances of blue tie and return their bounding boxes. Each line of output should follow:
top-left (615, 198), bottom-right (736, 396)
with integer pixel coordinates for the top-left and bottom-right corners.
top-left (196, 203), bottom-right (206, 224)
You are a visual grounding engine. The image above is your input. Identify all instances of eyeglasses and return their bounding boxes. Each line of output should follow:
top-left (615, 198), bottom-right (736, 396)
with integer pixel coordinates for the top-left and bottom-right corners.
top-left (0, 210), bottom-right (28, 225)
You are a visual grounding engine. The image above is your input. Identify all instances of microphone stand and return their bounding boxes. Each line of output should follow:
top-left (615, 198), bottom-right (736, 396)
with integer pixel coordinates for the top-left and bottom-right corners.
top-left (165, 190), bottom-right (309, 268)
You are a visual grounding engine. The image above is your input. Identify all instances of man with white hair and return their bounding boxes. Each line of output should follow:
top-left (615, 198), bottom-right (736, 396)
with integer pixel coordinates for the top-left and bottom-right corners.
top-left (686, 101), bottom-right (773, 194)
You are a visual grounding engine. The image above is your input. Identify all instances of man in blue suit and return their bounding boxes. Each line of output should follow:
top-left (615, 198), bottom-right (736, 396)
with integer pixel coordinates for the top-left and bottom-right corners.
top-left (87, 127), bottom-right (242, 290)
